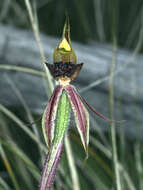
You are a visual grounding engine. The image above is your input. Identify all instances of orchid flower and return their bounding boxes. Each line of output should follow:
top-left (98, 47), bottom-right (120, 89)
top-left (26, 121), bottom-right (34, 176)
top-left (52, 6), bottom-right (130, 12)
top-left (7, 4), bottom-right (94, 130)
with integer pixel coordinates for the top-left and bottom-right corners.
top-left (40, 17), bottom-right (112, 190)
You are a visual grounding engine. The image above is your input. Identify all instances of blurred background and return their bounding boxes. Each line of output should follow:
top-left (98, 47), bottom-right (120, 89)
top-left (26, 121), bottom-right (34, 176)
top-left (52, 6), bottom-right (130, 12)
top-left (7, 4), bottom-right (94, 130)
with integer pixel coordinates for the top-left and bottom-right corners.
top-left (1, 0), bottom-right (143, 48)
top-left (0, 0), bottom-right (143, 190)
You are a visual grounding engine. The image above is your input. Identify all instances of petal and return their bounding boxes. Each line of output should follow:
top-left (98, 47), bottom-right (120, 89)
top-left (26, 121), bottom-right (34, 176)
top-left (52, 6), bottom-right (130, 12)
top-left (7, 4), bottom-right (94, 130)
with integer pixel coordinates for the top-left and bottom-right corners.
top-left (42, 85), bottom-right (63, 147)
top-left (65, 85), bottom-right (89, 156)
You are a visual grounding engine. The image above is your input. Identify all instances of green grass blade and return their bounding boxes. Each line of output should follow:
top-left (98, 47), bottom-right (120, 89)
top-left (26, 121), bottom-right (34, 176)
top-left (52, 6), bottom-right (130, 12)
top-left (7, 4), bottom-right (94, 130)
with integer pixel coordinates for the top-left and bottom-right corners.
top-left (24, 0), bottom-right (54, 94)
top-left (0, 138), bottom-right (40, 181)
top-left (6, 75), bottom-right (44, 161)
top-left (0, 144), bottom-right (20, 190)
top-left (0, 64), bottom-right (45, 77)
top-left (0, 176), bottom-right (11, 190)
top-left (0, 104), bottom-right (47, 152)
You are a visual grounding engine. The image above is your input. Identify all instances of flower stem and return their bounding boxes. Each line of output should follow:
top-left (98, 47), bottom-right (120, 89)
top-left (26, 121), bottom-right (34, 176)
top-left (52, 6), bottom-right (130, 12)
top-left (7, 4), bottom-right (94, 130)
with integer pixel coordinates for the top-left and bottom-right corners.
top-left (65, 137), bottom-right (80, 190)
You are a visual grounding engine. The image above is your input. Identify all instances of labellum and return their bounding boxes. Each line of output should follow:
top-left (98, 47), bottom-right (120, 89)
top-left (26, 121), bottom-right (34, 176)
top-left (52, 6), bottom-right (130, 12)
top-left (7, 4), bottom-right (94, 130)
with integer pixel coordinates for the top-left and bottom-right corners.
top-left (40, 17), bottom-right (112, 190)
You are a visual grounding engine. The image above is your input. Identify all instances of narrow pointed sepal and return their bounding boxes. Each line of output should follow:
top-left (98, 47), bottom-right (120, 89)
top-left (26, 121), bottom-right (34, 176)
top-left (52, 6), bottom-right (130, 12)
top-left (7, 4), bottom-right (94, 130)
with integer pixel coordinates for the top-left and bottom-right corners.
top-left (42, 85), bottom-right (64, 147)
top-left (62, 15), bottom-right (71, 44)
top-left (65, 85), bottom-right (89, 156)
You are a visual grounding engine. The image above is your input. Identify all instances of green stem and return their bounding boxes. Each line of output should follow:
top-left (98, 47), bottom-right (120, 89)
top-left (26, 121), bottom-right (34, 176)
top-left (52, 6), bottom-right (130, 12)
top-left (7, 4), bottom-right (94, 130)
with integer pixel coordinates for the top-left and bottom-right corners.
top-left (109, 0), bottom-right (121, 189)
top-left (109, 36), bottom-right (121, 190)
top-left (134, 143), bottom-right (143, 190)
top-left (65, 137), bottom-right (80, 190)
top-left (24, 0), bottom-right (54, 94)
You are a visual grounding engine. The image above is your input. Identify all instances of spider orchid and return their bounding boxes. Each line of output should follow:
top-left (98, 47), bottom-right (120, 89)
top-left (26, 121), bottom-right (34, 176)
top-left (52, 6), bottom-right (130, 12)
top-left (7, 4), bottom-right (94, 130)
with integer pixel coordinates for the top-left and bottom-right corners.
top-left (40, 17), bottom-right (112, 190)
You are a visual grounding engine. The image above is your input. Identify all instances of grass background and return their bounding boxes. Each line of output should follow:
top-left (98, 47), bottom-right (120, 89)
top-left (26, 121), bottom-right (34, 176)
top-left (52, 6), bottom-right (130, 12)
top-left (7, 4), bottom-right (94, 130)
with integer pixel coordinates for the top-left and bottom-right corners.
top-left (0, 0), bottom-right (143, 190)
top-left (1, 0), bottom-right (143, 49)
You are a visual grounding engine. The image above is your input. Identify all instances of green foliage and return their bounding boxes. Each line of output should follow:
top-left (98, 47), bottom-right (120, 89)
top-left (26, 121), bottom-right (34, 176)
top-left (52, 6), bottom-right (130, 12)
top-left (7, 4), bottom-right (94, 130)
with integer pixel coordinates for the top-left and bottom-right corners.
top-left (0, 0), bottom-right (143, 51)
top-left (0, 0), bottom-right (143, 190)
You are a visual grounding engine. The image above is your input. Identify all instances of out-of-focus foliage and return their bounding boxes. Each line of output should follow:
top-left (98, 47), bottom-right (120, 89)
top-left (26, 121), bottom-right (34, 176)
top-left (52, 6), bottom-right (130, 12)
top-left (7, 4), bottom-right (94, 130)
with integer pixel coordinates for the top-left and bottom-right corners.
top-left (0, 0), bottom-right (143, 190)
top-left (0, 0), bottom-right (143, 50)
